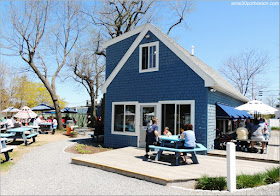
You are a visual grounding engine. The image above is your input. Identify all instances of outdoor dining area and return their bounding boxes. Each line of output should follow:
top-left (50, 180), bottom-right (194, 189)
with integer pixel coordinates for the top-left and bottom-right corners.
top-left (0, 104), bottom-right (78, 161)
top-left (213, 100), bottom-right (279, 161)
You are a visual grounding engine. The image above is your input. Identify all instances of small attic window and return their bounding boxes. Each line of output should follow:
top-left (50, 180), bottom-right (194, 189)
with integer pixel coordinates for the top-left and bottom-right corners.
top-left (139, 41), bottom-right (159, 73)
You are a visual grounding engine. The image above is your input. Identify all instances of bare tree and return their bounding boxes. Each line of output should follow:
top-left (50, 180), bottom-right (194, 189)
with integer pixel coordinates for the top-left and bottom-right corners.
top-left (2, 1), bottom-right (81, 129)
top-left (219, 49), bottom-right (270, 99)
top-left (82, 0), bottom-right (195, 57)
top-left (71, 46), bottom-right (105, 117)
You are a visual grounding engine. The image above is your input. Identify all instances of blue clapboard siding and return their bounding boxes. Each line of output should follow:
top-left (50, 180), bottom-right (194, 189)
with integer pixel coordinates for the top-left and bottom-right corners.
top-left (206, 89), bottom-right (245, 150)
top-left (104, 31), bottom-right (208, 148)
top-left (106, 33), bottom-right (139, 79)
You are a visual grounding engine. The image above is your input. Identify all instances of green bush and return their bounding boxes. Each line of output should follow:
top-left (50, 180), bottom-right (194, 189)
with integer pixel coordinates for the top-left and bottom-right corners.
top-left (195, 175), bottom-right (227, 191)
top-left (271, 127), bottom-right (280, 130)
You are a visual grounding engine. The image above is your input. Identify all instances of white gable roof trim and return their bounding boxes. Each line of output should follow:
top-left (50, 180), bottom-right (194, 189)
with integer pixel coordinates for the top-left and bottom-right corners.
top-left (101, 23), bottom-right (248, 102)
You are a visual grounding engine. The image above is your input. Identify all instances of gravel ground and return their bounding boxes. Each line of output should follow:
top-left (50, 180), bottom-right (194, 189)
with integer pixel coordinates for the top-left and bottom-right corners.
top-left (1, 137), bottom-right (279, 195)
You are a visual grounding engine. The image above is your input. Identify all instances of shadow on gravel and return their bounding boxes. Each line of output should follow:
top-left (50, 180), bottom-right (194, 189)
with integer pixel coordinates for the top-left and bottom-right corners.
top-left (69, 137), bottom-right (105, 148)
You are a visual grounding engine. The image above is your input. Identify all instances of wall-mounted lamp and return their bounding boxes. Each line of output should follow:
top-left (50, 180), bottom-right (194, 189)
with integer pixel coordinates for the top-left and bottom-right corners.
top-left (210, 88), bottom-right (216, 92)
top-left (145, 34), bottom-right (150, 39)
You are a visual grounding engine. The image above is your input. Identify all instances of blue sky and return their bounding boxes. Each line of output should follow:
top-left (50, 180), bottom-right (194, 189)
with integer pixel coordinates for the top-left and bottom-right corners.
top-left (1, 1), bottom-right (279, 107)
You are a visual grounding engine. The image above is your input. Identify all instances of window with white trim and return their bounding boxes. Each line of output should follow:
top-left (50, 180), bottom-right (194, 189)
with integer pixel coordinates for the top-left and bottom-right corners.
top-left (139, 41), bottom-right (159, 73)
top-left (113, 104), bottom-right (136, 132)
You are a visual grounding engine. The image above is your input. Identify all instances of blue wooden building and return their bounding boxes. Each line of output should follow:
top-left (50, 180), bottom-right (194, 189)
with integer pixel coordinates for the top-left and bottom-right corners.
top-left (101, 23), bottom-right (249, 150)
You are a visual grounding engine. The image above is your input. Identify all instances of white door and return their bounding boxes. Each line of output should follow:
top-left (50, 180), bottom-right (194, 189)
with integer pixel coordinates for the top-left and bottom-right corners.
top-left (139, 105), bottom-right (157, 147)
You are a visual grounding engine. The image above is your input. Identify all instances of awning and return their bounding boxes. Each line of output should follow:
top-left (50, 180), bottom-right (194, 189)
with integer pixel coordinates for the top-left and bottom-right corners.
top-left (216, 103), bottom-right (253, 119)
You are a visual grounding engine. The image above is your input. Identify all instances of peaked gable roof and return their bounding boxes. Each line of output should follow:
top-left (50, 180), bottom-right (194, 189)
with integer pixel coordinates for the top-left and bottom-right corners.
top-left (101, 23), bottom-right (249, 102)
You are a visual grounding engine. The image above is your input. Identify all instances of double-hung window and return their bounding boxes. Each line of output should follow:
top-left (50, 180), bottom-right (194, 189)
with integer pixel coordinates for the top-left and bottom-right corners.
top-left (139, 41), bottom-right (159, 73)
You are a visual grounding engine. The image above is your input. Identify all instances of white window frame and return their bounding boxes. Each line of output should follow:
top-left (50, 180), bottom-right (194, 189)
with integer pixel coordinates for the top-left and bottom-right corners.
top-left (139, 41), bottom-right (159, 73)
top-left (111, 102), bottom-right (139, 136)
top-left (159, 100), bottom-right (195, 134)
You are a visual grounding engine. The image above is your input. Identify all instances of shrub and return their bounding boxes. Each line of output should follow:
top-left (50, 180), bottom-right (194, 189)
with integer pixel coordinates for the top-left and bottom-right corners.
top-left (271, 127), bottom-right (280, 130)
top-left (195, 175), bottom-right (226, 191)
top-left (76, 144), bottom-right (91, 154)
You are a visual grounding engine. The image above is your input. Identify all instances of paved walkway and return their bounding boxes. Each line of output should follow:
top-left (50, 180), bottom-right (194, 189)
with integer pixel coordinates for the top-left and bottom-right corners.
top-left (1, 136), bottom-right (279, 195)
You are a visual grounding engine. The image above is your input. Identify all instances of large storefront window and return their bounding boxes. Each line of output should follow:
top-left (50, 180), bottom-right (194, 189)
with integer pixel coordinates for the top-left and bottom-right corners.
top-left (162, 104), bottom-right (191, 135)
top-left (114, 105), bottom-right (135, 132)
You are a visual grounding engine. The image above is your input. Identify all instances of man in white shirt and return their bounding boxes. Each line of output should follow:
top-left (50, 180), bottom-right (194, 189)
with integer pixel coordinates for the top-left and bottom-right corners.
top-left (34, 115), bottom-right (43, 126)
top-left (5, 116), bottom-right (14, 129)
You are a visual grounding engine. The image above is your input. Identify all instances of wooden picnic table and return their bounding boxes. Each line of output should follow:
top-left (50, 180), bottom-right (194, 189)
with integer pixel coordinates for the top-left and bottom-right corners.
top-left (6, 127), bottom-right (38, 146)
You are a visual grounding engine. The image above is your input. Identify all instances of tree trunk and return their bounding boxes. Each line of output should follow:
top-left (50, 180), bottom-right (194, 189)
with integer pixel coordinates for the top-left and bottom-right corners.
top-left (90, 93), bottom-right (96, 128)
top-left (53, 98), bottom-right (63, 130)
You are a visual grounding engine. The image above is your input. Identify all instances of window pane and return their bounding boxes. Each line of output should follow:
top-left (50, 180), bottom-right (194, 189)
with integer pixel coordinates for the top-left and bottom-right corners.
top-left (161, 104), bottom-right (175, 135)
top-left (176, 105), bottom-right (191, 135)
top-left (125, 105), bottom-right (135, 132)
top-left (114, 105), bottom-right (124, 132)
top-left (142, 47), bottom-right (148, 70)
top-left (142, 107), bottom-right (155, 126)
top-left (149, 46), bottom-right (153, 68)
top-left (152, 46), bottom-right (156, 68)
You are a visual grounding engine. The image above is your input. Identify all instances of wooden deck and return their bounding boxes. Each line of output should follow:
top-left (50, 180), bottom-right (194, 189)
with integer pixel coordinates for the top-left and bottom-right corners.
top-left (208, 130), bottom-right (280, 163)
top-left (71, 146), bottom-right (278, 186)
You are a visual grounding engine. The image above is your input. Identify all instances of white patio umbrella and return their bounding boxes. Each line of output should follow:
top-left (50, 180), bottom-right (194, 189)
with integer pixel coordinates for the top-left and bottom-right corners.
top-left (235, 100), bottom-right (278, 115)
top-left (14, 106), bottom-right (38, 119)
top-left (1, 107), bottom-right (20, 113)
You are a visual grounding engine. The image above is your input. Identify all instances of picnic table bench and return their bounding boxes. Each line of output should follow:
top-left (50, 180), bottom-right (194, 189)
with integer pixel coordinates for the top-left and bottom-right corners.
top-left (0, 132), bottom-right (16, 138)
top-left (233, 138), bottom-right (269, 153)
top-left (1, 138), bottom-right (17, 161)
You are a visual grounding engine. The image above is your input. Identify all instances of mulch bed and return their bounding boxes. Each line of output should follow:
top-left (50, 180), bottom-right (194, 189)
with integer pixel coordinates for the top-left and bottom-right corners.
top-left (65, 144), bottom-right (111, 154)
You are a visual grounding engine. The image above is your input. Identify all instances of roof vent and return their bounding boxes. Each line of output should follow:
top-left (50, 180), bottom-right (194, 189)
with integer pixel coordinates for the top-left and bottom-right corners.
top-left (191, 45), bottom-right (194, 56)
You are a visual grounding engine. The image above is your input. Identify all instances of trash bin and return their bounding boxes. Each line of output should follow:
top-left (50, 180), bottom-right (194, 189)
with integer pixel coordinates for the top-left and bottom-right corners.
top-left (66, 120), bottom-right (75, 136)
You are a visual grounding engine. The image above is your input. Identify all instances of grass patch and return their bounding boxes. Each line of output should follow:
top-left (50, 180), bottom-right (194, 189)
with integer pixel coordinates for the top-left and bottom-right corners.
top-left (237, 173), bottom-right (266, 188)
top-left (196, 175), bottom-right (227, 191)
top-left (76, 144), bottom-right (91, 154)
top-left (195, 167), bottom-right (280, 190)
top-left (271, 127), bottom-right (280, 130)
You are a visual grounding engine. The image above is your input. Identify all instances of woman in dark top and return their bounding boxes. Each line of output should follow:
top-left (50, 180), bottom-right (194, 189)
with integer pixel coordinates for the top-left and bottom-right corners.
top-left (145, 117), bottom-right (160, 158)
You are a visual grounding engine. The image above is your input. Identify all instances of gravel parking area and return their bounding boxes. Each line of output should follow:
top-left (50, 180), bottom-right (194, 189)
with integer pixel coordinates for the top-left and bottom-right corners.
top-left (1, 137), bottom-right (279, 195)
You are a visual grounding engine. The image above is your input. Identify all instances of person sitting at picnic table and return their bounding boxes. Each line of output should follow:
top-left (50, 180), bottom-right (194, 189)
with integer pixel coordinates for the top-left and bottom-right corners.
top-left (2, 117), bottom-right (7, 123)
top-left (47, 116), bottom-right (52, 123)
top-left (250, 118), bottom-right (266, 154)
top-left (145, 117), bottom-right (160, 158)
top-left (34, 115), bottom-right (43, 126)
top-left (180, 123), bottom-right (197, 164)
top-left (163, 127), bottom-right (172, 136)
top-left (13, 118), bottom-right (22, 128)
top-left (5, 116), bottom-right (14, 129)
